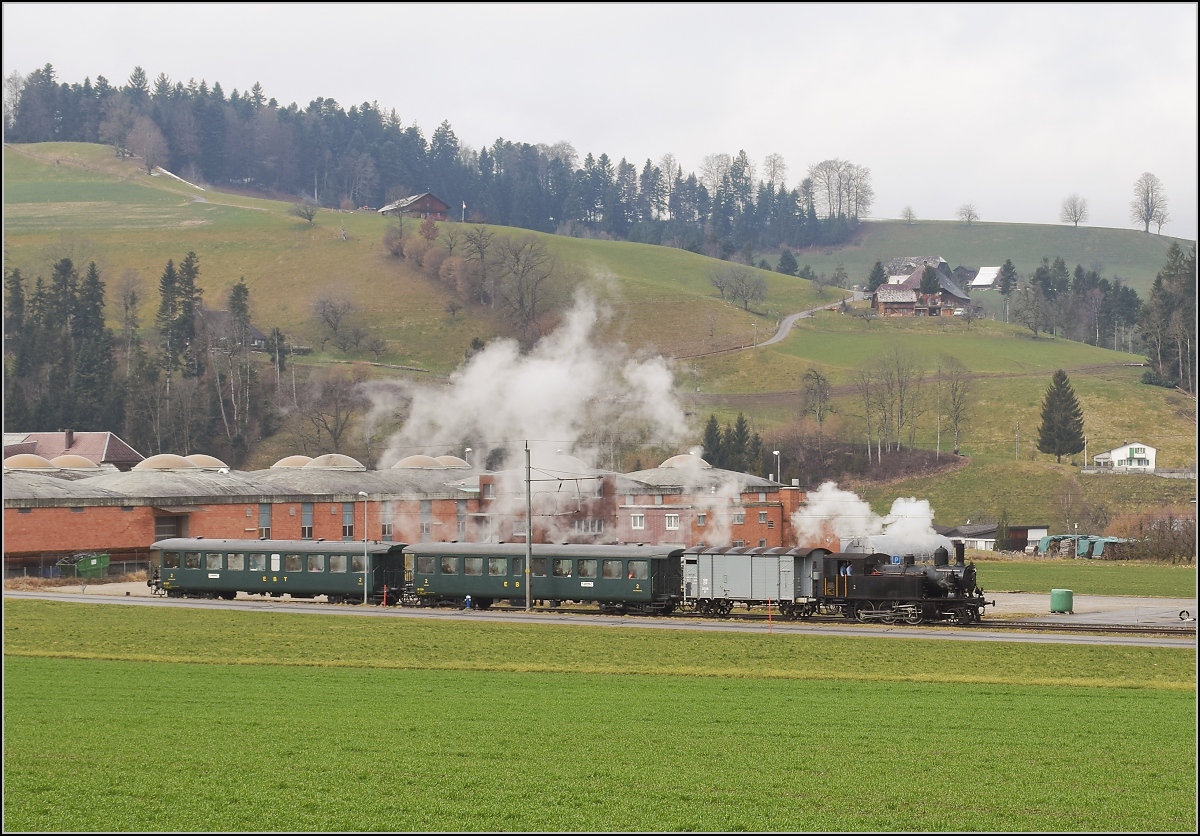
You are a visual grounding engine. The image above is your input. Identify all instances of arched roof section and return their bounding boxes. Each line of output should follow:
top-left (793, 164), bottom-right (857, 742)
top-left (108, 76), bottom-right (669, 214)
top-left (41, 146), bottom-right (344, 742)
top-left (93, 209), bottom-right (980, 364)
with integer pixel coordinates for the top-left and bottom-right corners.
top-left (660, 454), bottom-right (712, 469)
top-left (49, 454), bottom-right (100, 469)
top-left (4, 453), bottom-right (55, 469)
top-left (185, 454), bottom-right (228, 469)
top-left (133, 454), bottom-right (200, 471)
top-left (271, 455), bottom-right (313, 468)
top-left (434, 455), bottom-right (471, 468)
top-left (394, 455), bottom-right (446, 469)
top-left (305, 453), bottom-right (366, 470)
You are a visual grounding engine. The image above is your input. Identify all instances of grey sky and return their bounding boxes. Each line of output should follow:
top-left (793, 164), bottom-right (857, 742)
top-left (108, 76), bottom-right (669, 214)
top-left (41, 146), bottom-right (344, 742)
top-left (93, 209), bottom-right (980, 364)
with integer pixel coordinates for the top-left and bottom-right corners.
top-left (4, 2), bottom-right (1197, 239)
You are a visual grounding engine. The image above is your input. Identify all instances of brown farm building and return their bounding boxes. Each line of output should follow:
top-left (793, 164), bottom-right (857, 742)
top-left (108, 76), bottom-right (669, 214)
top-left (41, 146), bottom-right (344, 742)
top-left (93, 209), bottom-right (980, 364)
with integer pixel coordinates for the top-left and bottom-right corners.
top-left (378, 192), bottom-right (450, 221)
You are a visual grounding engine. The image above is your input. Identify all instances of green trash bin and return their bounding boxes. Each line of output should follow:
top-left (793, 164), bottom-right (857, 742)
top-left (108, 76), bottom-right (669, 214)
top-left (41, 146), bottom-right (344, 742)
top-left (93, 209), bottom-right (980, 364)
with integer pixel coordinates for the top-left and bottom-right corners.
top-left (58, 553), bottom-right (111, 579)
top-left (1050, 588), bottom-right (1074, 614)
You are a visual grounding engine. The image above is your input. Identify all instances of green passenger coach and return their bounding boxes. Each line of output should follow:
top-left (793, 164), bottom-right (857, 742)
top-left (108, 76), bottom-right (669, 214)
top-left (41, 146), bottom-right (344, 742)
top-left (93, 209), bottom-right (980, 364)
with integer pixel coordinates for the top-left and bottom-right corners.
top-left (149, 538), bottom-right (409, 604)
top-left (405, 542), bottom-right (684, 613)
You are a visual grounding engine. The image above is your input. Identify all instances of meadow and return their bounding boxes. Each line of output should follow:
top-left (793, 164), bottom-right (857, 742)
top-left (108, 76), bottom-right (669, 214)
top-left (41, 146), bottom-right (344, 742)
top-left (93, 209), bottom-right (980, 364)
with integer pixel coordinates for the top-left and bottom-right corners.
top-left (3, 599), bottom-right (1195, 832)
top-left (972, 557), bottom-right (1196, 598)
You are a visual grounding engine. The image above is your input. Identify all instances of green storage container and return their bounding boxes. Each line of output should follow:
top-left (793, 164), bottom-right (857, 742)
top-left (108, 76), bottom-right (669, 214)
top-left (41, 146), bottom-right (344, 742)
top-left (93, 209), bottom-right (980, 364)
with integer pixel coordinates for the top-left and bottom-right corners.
top-left (1050, 588), bottom-right (1073, 614)
top-left (59, 553), bottom-right (110, 579)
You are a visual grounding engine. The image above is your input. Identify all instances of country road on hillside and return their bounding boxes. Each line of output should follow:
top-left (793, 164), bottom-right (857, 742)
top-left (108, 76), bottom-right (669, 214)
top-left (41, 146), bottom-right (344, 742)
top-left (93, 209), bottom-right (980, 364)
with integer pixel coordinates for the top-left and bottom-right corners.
top-left (755, 290), bottom-right (864, 348)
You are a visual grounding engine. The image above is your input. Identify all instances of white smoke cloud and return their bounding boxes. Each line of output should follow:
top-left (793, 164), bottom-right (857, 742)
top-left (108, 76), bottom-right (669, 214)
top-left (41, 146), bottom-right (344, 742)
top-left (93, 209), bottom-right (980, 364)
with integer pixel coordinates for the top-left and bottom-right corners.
top-left (791, 481), bottom-right (953, 557)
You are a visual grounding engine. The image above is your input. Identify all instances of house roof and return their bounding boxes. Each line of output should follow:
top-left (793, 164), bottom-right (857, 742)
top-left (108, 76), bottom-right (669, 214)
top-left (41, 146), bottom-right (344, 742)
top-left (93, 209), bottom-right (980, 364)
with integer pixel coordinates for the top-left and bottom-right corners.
top-left (378, 192), bottom-right (449, 215)
top-left (884, 256), bottom-right (946, 278)
top-left (3, 432), bottom-right (144, 469)
top-left (874, 286), bottom-right (918, 303)
top-left (893, 266), bottom-right (970, 302)
top-left (195, 308), bottom-right (267, 343)
top-left (970, 266), bottom-right (1001, 288)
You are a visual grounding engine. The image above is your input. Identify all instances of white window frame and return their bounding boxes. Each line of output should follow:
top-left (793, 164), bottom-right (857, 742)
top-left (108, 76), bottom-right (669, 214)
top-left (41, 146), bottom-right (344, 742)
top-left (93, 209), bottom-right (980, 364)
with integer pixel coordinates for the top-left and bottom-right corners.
top-left (631, 514), bottom-right (645, 530)
top-left (664, 514), bottom-right (680, 531)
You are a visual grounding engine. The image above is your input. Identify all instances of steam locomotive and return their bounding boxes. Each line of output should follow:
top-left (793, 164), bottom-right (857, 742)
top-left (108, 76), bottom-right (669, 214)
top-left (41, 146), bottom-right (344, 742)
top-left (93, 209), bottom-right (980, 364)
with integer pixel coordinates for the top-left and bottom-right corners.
top-left (148, 538), bottom-right (990, 625)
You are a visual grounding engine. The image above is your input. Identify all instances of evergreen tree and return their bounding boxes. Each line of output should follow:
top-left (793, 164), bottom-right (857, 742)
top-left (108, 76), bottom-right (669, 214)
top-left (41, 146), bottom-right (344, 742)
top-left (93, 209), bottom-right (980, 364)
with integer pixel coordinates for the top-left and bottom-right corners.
top-left (701, 414), bottom-right (723, 468)
top-left (155, 258), bottom-right (180, 371)
top-left (176, 251), bottom-right (204, 377)
top-left (866, 260), bottom-right (887, 292)
top-left (1036, 369), bottom-right (1085, 462)
top-left (994, 508), bottom-right (1010, 552)
top-left (997, 259), bottom-right (1018, 296)
top-left (919, 265), bottom-right (941, 296)
top-left (776, 248), bottom-right (798, 276)
top-left (723, 413), bottom-right (751, 473)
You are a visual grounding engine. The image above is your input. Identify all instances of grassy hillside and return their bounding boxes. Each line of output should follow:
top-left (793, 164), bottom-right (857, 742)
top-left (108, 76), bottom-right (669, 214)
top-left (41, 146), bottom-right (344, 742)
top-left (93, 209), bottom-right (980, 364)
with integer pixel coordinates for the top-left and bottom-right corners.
top-left (762, 217), bottom-right (1192, 298)
top-left (4, 142), bottom-right (1196, 528)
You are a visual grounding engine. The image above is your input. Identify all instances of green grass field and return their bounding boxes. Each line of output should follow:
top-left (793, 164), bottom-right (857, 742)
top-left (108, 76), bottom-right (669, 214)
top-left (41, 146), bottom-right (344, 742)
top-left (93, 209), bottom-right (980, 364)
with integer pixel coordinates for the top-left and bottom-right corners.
top-left (3, 600), bottom-right (1196, 831)
top-left (971, 558), bottom-right (1196, 597)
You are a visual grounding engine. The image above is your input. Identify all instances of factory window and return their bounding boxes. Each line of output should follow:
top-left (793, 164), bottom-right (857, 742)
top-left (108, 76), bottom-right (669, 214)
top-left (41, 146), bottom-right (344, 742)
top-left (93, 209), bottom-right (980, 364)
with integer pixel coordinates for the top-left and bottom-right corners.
top-left (572, 519), bottom-right (604, 534)
top-left (732, 540), bottom-right (745, 548)
top-left (631, 514), bottom-right (645, 530)
top-left (351, 555), bottom-right (365, 573)
top-left (329, 555), bottom-right (347, 573)
top-left (552, 558), bottom-right (573, 577)
top-left (259, 504), bottom-right (272, 539)
top-left (420, 522), bottom-right (431, 535)
top-left (457, 518), bottom-right (467, 535)
top-left (307, 555), bottom-right (324, 572)
top-left (697, 514), bottom-right (706, 527)
top-left (284, 554), bottom-right (303, 572)
top-left (627, 560), bottom-right (649, 580)
top-left (184, 552), bottom-right (202, 569)
top-left (531, 557), bottom-right (547, 577)
top-left (654, 495), bottom-right (663, 505)
top-left (733, 513), bottom-right (745, 525)
top-left (249, 554), bottom-right (267, 572)
top-left (665, 514), bottom-right (679, 530)
top-left (121, 506), bottom-right (134, 512)
top-left (155, 516), bottom-right (181, 539)
top-left (759, 511), bottom-right (768, 524)
top-left (483, 483), bottom-right (495, 499)
top-left (342, 503), bottom-right (354, 540)
top-left (759, 539), bottom-right (767, 547)
top-left (440, 556), bottom-right (460, 575)
top-left (464, 557), bottom-right (484, 576)
top-left (226, 553), bottom-right (245, 572)
top-left (381, 523), bottom-right (393, 540)
top-left (578, 559), bottom-right (598, 579)
top-left (602, 560), bottom-right (623, 579)
top-left (758, 493), bottom-right (766, 502)
top-left (301, 503), bottom-right (314, 539)
top-left (18, 507), bottom-right (32, 514)
top-left (163, 552), bottom-right (180, 569)
top-left (206, 553), bottom-right (222, 570)
top-left (513, 522), bottom-right (528, 537)
top-left (625, 495), bottom-right (633, 506)
top-left (593, 480), bottom-right (604, 497)
top-left (488, 557), bottom-right (508, 576)
top-left (70, 506), bottom-right (84, 513)
top-left (416, 556), bottom-right (436, 574)
top-left (768, 520), bottom-right (774, 529)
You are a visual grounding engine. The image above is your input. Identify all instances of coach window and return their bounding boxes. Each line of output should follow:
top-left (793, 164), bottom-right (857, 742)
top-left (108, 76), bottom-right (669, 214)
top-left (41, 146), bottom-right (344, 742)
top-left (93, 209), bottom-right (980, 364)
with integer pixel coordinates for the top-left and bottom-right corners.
top-left (307, 554), bottom-right (324, 572)
top-left (329, 555), bottom-right (347, 573)
top-left (488, 557), bottom-right (507, 576)
top-left (531, 557), bottom-right (547, 577)
top-left (440, 556), bottom-right (460, 575)
top-left (351, 555), bottom-right (366, 573)
top-left (184, 552), bottom-right (202, 569)
top-left (163, 552), bottom-right (181, 569)
top-left (628, 560), bottom-right (649, 580)
top-left (416, 555), bottom-right (436, 574)
top-left (552, 558), bottom-right (572, 578)
top-left (512, 557), bottom-right (522, 577)
top-left (226, 553), bottom-right (245, 571)
top-left (205, 553), bottom-right (222, 570)
top-left (578, 559), bottom-right (598, 579)
top-left (602, 559), bottom-right (622, 579)
top-left (284, 553), bottom-right (303, 572)
top-left (464, 557), bottom-right (484, 576)
top-left (249, 553), bottom-right (267, 572)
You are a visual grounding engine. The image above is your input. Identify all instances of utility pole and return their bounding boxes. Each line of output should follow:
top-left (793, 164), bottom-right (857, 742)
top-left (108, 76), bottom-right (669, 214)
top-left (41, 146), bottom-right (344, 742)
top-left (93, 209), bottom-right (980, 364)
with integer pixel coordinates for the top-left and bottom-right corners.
top-left (524, 441), bottom-right (532, 613)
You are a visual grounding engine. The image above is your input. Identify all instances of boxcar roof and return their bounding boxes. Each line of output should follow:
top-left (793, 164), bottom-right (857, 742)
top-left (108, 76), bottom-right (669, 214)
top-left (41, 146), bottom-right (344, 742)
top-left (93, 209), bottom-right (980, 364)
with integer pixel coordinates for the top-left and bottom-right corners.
top-left (405, 542), bottom-right (684, 560)
top-left (151, 538), bottom-right (406, 554)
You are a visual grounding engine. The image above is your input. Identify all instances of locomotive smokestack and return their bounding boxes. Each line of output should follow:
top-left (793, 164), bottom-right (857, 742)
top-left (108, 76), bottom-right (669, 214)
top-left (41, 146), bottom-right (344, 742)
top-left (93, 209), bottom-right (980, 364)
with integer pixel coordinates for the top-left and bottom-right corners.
top-left (933, 546), bottom-right (949, 566)
top-left (954, 541), bottom-right (965, 565)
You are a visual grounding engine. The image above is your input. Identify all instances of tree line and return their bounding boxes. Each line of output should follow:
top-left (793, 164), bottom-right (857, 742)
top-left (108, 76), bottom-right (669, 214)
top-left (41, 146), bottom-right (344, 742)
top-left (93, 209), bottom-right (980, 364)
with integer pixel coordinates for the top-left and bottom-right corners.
top-left (5, 64), bottom-right (869, 260)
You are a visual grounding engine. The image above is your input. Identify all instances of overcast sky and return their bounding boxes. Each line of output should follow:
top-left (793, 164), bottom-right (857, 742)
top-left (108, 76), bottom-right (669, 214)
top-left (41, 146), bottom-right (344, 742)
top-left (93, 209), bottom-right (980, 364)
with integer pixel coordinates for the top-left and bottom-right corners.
top-left (4, 2), bottom-right (1197, 239)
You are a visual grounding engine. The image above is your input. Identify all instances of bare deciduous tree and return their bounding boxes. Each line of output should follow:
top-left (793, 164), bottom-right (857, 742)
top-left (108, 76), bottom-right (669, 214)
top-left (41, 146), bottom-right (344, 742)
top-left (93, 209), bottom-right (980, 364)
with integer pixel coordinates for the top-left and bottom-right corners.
top-left (463, 226), bottom-right (497, 306)
top-left (1059, 194), bottom-right (1089, 227)
top-left (1152, 206), bottom-right (1171, 234)
top-left (1130, 172), bottom-right (1167, 233)
top-left (938, 355), bottom-right (972, 455)
top-left (762, 152), bottom-right (787, 187)
top-left (957, 203), bottom-right (979, 225)
top-left (296, 367), bottom-right (368, 454)
top-left (312, 295), bottom-right (354, 349)
top-left (802, 368), bottom-right (833, 453)
top-left (290, 201), bottom-right (318, 225)
top-left (496, 235), bottom-right (560, 340)
top-left (98, 96), bottom-right (137, 158)
top-left (901, 205), bottom-right (917, 225)
top-left (129, 115), bottom-right (168, 174)
top-left (1011, 280), bottom-right (1049, 338)
top-left (709, 265), bottom-right (766, 310)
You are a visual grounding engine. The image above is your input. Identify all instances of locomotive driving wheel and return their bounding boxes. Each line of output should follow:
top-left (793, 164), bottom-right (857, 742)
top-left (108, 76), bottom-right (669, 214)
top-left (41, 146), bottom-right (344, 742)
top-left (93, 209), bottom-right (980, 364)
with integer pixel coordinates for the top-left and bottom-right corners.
top-left (854, 601), bottom-right (874, 623)
top-left (881, 601), bottom-right (898, 624)
top-left (905, 607), bottom-right (923, 625)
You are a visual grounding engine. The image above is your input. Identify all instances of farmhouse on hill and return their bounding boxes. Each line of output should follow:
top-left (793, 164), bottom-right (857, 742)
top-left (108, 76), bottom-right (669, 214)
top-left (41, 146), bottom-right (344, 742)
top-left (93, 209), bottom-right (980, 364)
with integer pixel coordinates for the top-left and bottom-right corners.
top-left (378, 192), bottom-right (449, 221)
top-left (871, 255), bottom-right (971, 316)
top-left (1092, 441), bottom-right (1156, 472)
